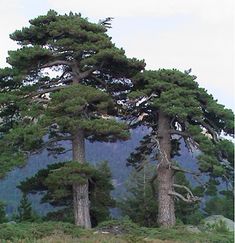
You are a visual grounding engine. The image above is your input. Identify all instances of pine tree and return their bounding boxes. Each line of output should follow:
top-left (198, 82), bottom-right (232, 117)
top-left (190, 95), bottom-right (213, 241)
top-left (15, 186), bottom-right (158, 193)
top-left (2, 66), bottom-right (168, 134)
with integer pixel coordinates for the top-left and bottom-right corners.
top-left (0, 201), bottom-right (7, 223)
top-left (18, 161), bottom-right (115, 226)
top-left (204, 190), bottom-right (234, 220)
top-left (119, 164), bottom-right (158, 227)
top-left (17, 193), bottom-right (33, 222)
top-left (119, 164), bottom-right (202, 227)
top-left (125, 69), bottom-right (234, 227)
top-left (0, 11), bottom-right (144, 228)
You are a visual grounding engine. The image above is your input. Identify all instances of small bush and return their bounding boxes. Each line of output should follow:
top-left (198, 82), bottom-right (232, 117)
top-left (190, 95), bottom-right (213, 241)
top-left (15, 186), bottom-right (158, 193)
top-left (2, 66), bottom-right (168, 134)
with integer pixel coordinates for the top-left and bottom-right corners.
top-left (0, 222), bottom-right (86, 241)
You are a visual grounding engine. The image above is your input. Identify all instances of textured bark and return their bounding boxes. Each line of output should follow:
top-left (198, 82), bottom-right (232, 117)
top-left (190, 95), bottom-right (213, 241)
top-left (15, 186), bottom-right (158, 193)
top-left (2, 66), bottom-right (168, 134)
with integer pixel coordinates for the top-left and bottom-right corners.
top-left (156, 111), bottom-right (176, 227)
top-left (72, 129), bottom-right (91, 228)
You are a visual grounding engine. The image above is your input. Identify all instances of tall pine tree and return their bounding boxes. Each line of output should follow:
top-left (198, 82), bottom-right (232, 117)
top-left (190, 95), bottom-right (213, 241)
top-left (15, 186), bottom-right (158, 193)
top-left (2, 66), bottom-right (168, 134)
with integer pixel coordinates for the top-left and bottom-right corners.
top-left (0, 11), bottom-right (144, 228)
top-left (125, 69), bottom-right (234, 227)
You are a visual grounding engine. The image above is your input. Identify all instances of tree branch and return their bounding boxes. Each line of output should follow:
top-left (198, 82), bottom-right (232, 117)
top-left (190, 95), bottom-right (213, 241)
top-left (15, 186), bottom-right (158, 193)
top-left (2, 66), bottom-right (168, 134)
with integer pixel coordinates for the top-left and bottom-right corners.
top-left (79, 67), bottom-right (97, 79)
top-left (168, 191), bottom-right (199, 203)
top-left (41, 60), bottom-right (71, 69)
top-left (31, 136), bottom-right (72, 155)
top-left (169, 183), bottom-right (201, 203)
top-left (199, 119), bottom-right (218, 142)
top-left (170, 130), bottom-right (191, 138)
top-left (171, 166), bottom-right (201, 176)
top-left (32, 86), bottom-right (67, 97)
top-left (173, 184), bottom-right (194, 197)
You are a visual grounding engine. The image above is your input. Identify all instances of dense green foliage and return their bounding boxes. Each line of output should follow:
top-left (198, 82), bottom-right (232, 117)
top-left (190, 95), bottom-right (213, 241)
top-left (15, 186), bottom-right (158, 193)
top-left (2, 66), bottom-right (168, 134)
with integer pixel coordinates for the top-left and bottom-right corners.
top-left (205, 191), bottom-right (234, 220)
top-left (119, 164), bottom-right (158, 227)
top-left (18, 161), bottom-right (115, 226)
top-left (15, 194), bottom-right (34, 222)
top-left (0, 10), bottom-right (144, 177)
top-left (0, 201), bottom-right (7, 223)
top-left (119, 164), bottom-right (203, 226)
top-left (0, 10), bottom-right (234, 231)
top-left (0, 222), bottom-right (85, 241)
top-left (126, 69), bottom-right (234, 197)
top-left (0, 219), bottom-right (233, 243)
top-left (97, 218), bottom-right (233, 243)
top-left (44, 84), bottom-right (129, 142)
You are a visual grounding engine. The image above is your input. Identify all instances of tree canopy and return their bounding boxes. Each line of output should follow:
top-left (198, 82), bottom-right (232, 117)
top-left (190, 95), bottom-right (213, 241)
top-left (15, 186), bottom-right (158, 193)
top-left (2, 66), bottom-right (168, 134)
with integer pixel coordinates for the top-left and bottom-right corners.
top-left (18, 161), bottom-right (115, 226)
top-left (0, 10), bottom-right (145, 177)
top-left (125, 69), bottom-right (234, 226)
top-left (127, 69), bottom-right (234, 186)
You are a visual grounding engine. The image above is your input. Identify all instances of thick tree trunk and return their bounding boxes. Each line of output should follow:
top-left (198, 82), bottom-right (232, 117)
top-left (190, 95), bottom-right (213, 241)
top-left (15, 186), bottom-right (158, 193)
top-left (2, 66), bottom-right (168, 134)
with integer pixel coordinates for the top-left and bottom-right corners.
top-left (156, 111), bottom-right (176, 227)
top-left (72, 129), bottom-right (91, 228)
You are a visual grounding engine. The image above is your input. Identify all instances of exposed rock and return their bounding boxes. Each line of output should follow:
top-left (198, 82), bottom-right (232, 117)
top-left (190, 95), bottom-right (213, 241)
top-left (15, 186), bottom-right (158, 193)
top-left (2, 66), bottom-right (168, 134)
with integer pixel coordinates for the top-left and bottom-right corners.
top-left (6, 221), bottom-right (16, 224)
top-left (185, 225), bottom-right (201, 233)
top-left (203, 215), bottom-right (234, 232)
top-left (96, 225), bottom-right (127, 235)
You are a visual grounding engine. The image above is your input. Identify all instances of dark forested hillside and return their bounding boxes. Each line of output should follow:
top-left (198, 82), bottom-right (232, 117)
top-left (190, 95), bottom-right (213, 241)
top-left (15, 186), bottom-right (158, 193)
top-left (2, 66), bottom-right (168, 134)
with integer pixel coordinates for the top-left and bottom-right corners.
top-left (0, 125), bottom-right (201, 218)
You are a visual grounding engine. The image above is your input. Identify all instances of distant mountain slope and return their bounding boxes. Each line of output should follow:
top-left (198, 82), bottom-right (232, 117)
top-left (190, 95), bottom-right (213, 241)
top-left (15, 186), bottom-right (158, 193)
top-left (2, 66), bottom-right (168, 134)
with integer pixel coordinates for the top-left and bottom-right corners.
top-left (0, 126), bottom-right (202, 217)
top-left (0, 127), bottom-right (148, 216)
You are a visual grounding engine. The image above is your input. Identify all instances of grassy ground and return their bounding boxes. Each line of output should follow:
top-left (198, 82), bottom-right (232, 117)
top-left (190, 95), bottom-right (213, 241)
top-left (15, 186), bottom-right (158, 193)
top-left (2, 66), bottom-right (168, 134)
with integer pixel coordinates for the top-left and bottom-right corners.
top-left (0, 219), bottom-right (233, 243)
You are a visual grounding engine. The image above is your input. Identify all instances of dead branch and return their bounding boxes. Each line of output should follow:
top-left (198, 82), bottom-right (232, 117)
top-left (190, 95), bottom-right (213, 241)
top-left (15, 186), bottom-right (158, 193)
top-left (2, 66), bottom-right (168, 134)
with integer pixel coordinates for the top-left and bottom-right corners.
top-left (173, 184), bottom-right (194, 197)
top-left (169, 183), bottom-right (201, 203)
top-left (168, 191), bottom-right (200, 203)
top-left (199, 119), bottom-right (218, 142)
top-left (29, 86), bottom-right (67, 98)
top-left (170, 130), bottom-right (191, 138)
top-left (171, 166), bottom-right (201, 176)
top-left (41, 60), bottom-right (71, 69)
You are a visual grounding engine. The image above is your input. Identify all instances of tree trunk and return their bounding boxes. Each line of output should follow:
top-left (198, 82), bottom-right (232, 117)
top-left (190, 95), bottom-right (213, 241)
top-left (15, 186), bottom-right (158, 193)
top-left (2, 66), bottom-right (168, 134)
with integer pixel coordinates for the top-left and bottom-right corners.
top-left (72, 129), bottom-right (91, 228)
top-left (156, 111), bottom-right (176, 227)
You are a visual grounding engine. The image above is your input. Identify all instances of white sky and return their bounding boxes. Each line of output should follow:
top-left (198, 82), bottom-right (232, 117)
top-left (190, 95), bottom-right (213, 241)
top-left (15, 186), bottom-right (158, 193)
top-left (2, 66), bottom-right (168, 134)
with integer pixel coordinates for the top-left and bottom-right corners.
top-left (0, 0), bottom-right (234, 109)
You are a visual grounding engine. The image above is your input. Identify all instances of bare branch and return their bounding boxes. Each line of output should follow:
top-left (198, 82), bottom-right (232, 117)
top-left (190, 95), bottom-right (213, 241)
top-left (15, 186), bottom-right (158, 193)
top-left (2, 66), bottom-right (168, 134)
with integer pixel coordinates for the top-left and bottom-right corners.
top-left (169, 183), bottom-right (201, 203)
top-left (33, 98), bottom-right (49, 104)
top-left (41, 60), bottom-right (71, 69)
top-left (168, 191), bottom-right (200, 203)
top-left (52, 78), bottom-right (73, 86)
top-left (34, 86), bottom-right (67, 97)
top-left (171, 166), bottom-right (201, 176)
top-left (170, 129), bottom-right (191, 138)
top-left (173, 184), bottom-right (194, 197)
top-left (199, 119), bottom-right (218, 142)
top-left (184, 138), bottom-right (193, 153)
top-left (79, 67), bottom-right (97, 79)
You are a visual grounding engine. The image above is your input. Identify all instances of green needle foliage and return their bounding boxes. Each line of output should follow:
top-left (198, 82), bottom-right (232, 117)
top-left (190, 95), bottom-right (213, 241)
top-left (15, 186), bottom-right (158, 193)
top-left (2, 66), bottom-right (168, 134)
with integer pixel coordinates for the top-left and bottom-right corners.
top-left (119, 164), bottom-right (202, 227)
top-left (16, 193), bottom-right (34, 222)
top-left (18, 161), bottom-right (115, 226)
top-left (0, 10), bottom-right (144, 177)
top-left (204, 190), bottom-right (234, 220)
top-left (0, 201), bottom-right (7, 223)
top-left (127, 69), bottom-right (234, 190)
top-left (44, 84), bottom-right (129, 142)
top-left (8, 10), bottom-right (144, 88)
top-left (125, 69), bottom-right (234, 226)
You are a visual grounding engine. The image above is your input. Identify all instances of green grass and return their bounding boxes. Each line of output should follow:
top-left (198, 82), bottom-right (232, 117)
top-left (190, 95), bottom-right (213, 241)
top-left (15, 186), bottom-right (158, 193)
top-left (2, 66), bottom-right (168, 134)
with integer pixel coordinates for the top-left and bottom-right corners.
top-left (0, 219), bottom-right (233, 243)
top-left (0, 221), bottom-right (88, 242)
top-left (97, 219), bottom-right (234, 243)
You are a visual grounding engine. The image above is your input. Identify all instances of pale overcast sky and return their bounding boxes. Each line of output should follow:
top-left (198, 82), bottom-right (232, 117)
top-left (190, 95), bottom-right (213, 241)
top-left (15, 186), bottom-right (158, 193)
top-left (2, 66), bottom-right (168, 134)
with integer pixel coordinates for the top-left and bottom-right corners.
top-left (0, 0), bottom-right (234, 109)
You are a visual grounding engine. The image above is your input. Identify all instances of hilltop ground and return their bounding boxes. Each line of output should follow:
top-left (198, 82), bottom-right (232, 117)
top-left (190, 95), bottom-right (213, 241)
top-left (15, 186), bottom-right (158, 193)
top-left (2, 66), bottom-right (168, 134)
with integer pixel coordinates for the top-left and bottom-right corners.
top-left (0, 219), bottom-right (233, 243)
